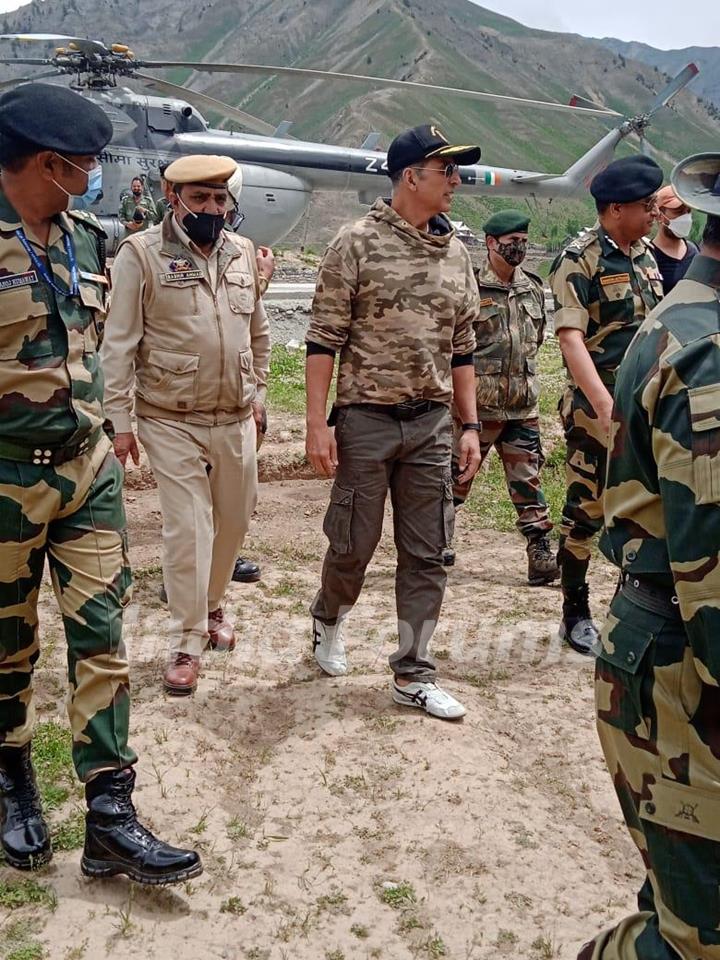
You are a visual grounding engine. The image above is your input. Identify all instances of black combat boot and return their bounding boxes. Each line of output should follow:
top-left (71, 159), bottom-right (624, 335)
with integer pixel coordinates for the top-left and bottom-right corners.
top-left (231, 557), bottom-right (261, 583)
top-left (559, 583), bottom-right (599, 656)
top-left (526, 534), bottom-right (560, 586)
top-left (0, 743), bottom-right (52, 869)
top-left (82, 767), bottom-right (202, 885)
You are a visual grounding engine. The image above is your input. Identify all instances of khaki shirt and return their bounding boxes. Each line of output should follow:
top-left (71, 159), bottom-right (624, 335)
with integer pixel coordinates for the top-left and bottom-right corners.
top-left (473, 262), bottom-right (546, 420)
top-left (102, 214), bottom-right (270, 432)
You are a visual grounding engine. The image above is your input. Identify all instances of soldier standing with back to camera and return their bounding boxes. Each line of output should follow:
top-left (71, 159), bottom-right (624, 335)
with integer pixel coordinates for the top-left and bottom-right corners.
top-left (579, 155), bottom-right (720, 960)
top-left (305, 124), bottom-right (482, 720)
top-left (550, 156), bottom-right (664, 653)
top-left (0, 83), bottom-right (200, 883)
top-left (451, 209), bottom-right (558, 586)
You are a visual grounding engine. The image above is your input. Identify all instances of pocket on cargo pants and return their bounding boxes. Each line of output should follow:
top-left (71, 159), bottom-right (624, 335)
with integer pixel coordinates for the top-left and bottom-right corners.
top-left (322, 483), bottom-right (355, 554)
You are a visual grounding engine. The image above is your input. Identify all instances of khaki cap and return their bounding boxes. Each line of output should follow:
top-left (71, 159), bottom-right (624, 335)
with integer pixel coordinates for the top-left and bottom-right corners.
top-left (164, 154), bottom-right (237, 186)
top-left (655, 184), bottom-right (686, 211)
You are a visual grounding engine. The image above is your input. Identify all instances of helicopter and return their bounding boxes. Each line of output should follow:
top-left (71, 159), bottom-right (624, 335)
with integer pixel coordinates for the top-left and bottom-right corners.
top-left (0, 33), bottom-right (701, 250)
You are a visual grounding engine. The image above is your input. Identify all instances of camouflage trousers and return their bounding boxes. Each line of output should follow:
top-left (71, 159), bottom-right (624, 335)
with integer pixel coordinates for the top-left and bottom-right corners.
top-left (579, 587), bottom-right (720, 959)
top-left (451, 416), bottom-right (553, 539)
top-left (558, 384), bottom-right (611, 587)
top-left (0, 437), bottom-right (136, 782)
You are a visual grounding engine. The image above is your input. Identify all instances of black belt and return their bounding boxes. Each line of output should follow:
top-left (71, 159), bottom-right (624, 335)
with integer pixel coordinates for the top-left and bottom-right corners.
top-left (0, 428), bottom-right (102, 466)
top-left (351, 399), bottom-right (445, 421)
top-left (620, 574), bottom-right (681, 618)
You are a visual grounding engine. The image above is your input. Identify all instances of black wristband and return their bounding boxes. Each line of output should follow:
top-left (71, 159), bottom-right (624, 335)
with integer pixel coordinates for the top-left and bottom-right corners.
top-left (461, 422), bottom-right (482, 432)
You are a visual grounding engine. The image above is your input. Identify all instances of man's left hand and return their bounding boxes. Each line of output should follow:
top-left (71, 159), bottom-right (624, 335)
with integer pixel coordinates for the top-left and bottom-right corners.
top-left (455, 430), bottom-right (481, 484)
top-left (256, 246), bottom-right (275, 282)
top-left (252, 399), bottom-right (267, 449)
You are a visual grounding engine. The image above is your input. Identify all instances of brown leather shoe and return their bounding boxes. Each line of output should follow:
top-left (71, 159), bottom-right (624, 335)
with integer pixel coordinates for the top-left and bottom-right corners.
top-left (207, 608), bottom-right (236, 652)
top-left (163, 653), bottom-right (200, 696)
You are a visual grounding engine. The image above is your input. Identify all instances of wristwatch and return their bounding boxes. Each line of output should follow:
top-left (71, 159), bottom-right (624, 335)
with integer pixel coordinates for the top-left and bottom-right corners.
top-left (461, 422), bottom-right (482, 432)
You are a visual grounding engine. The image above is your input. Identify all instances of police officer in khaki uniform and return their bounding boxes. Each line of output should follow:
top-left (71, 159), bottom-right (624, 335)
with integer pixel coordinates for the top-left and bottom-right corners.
top-left (452, 209), bottom-right (558, 586)
top-left (102, 155), bottom-right (271, 695)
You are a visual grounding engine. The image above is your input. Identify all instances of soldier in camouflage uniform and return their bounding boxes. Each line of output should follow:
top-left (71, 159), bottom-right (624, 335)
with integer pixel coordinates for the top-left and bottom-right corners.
top-left (0, 84), bottom-right (200, 883)
top-left (305, 124), bottom-right (482, 720)
top-left (578, 155), bottom-right (720, 960)
top-left (550, 156), bottom-right (665, 654)
top-left (452, 209), bottom-right (558, 586)
top-left (118, 176), bottom-right (162, 234)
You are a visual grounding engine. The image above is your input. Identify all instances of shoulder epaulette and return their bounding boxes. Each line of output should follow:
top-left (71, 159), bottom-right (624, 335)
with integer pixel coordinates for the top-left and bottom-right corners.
top-left (523, 268), bottom-right (545, 288)
top-left (563, 228), bottom-right (598, 260)
top-left (67, 209), bottom-right (106, 237)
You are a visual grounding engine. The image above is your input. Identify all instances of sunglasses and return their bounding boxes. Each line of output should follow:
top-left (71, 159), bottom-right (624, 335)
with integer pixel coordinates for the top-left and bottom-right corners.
top-left (410, 162), bottom-right (460, 180)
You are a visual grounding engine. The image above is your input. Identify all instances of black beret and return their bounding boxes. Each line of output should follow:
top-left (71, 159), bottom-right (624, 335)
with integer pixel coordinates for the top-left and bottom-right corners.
top-left (590, 155), bottom-right (663, 204)
top-left (0, 82), bottom-right (113, 157)
top-left (483, 209), bottom-right (530, 236)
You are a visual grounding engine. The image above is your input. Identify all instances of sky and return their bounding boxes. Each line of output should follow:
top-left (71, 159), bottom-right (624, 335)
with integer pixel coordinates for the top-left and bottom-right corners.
top-left (471, 0), bottom-right (719, 51)
top-left (0, 0), bottom-right (716, 51)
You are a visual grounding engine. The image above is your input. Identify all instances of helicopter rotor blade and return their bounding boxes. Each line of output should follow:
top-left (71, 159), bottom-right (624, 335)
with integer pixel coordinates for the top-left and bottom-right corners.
top-left (0, 56), bottom-right (54, 65)
top-left (133, 71), bottom-right (277, 135)
top-left (138, 60), bottom-right (622, 118)
top-left (645, 62), bottom-right (699, 118)
top-left (0, 33), bottom-right (109, 55)
top-left (0, 70), bottom-right (59, 90)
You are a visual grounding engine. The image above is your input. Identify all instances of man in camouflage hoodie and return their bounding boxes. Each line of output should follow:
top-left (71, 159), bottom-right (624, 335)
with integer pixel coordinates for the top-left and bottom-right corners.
top-left (579, 156), bottom-right (720, 959)
top-left (0, 83), bottom-right (200, 884)
top-left (305, 125), bottom-right (482, 720)
top-left (452, 208), bottom-right (558, 586)
top-left (550, 156), bottom-right (665, 654)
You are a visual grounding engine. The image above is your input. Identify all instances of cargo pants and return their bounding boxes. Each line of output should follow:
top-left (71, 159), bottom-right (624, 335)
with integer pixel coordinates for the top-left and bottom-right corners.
top-left (451, 416), bottom-right (553, 539)
top-left (558, 383), bottom-right (612, 587)
top-left (310, 403), bottom-right (454, 681)
top-left (0, 437), bottom-right (137, 782)
top-left (579, 586), bottom-right (720, 959)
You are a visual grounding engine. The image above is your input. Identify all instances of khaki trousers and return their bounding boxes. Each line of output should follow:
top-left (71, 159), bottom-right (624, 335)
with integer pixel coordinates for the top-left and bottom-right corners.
top-left (137, 416), bottom-right (257, 655)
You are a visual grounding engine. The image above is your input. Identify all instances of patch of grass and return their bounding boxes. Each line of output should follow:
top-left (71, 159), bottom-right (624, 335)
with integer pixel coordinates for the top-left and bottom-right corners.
top-left (316, 889), bottom-right (348, 912)
top-left (220, 896), bottom-right (246, 915)
top-left (425, 935), bottom-right (447, 958)
top-left (495, 929), bottom-right (520, 948)
top-left (267, 345), bottom-right (307, 415)
top-left (7, 945), bottom-right (45, 960)
top-left (33, 721), bottom-right (75, 812)
top-left (325, 952), bottom-right (345, 960)
top-left (379, 881), bottom-right (416, 909)
top-left (0, 878), bottom-right (56, 912)
top-left (51, 810), bottom-right (85, 851)
top-left (350, 924), bottom-right (369, 939)
top-left (531, 935), bottom-right (556, 958)
top-left (226, 817), bottom-right (250, 841)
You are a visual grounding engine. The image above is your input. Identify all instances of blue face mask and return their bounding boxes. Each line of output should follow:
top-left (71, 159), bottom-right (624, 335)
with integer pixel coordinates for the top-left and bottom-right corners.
top-left (52, 153), bottom-right (103, 210)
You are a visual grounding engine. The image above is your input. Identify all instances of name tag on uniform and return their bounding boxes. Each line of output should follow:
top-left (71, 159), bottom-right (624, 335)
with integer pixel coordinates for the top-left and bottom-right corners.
top-left (79, 270), bottom-right (108, 285)
top-left (161, 256), bottom-right (203, 282)
top-left (479, 297), bottom-right (495, 307)
top-left (0, 269), bottom-right (38, 292)
top-left (600, 273), bottom-right (630, 286)
top-left (160, 270), bottom-right (203, 282)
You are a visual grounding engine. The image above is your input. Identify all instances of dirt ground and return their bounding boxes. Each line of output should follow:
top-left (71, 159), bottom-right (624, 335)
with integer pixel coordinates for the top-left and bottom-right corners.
top-left (7, 424), bottom-right (642, 960)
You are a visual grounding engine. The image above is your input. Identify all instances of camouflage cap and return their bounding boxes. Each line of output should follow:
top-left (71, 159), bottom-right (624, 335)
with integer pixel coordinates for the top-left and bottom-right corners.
top-left (671, 153), bottom-right (720, 216)
top-left (386, 124), bottom-right (481, 176)
top-left (483, 209), bottom-right (530, 237)
top-left (0, 82), bottom-right (113, 159)
top-left (590, 155), bottom-right (663, 204)
top-left (164, 154), bottom-right (237, 186)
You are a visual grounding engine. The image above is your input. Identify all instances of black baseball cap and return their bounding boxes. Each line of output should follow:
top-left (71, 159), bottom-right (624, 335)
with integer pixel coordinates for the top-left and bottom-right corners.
top-left (386, 124), bottom-right (481, 177)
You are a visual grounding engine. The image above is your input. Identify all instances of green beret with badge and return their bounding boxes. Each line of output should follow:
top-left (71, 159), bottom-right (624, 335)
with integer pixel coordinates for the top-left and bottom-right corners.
top-left (483, 209), bottom-right (531, 237)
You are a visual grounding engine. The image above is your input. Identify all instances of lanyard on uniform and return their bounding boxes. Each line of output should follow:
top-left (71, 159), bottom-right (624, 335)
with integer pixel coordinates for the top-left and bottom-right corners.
top-left (15, 227), bottom-right (79, 298)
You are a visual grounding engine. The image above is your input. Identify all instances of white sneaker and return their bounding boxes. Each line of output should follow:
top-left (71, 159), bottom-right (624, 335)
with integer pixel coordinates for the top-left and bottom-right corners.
top-left (312, 617), bottom-right (347, 676)
top-left (392, 681), bottom-right (466, 720)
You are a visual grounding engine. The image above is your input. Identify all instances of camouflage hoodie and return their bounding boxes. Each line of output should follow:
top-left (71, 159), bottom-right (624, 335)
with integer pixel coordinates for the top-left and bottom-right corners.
top-left (306, 198), bottom-right (478, 407)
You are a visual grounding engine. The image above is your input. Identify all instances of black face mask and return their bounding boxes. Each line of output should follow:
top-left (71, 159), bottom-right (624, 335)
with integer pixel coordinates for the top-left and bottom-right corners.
top-left (132, 188), bottom-right (142, 197)
top-left (181, 209), bottom-right (226, 246)
top-left (494, 238), bottom-right (527, 267)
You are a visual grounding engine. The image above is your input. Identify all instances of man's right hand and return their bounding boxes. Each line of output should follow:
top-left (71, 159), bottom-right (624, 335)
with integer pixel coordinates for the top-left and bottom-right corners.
top-left (113, 431), bottom-right (140, 468)
top-left (595, 393), bottom-right (614, 440)
top-left (306, 422), bottom-right (337, 478)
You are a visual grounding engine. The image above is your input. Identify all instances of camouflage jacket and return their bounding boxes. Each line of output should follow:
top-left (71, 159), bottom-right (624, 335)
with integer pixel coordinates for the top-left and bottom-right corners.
top-left (549, 224), bottom-right (664, 383)
top-left (306, 198), bottom-right (478, 407)
top-left (601, 254), bottom-right (720, 678)
top-left (118, 193), bottom-right (161, 232)
top-left (473, 261), bottom-right (546, 420)
top-left (0, 186), bottom-right (108, 445)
